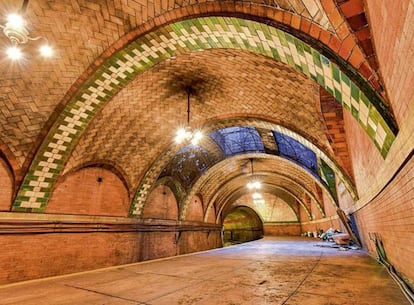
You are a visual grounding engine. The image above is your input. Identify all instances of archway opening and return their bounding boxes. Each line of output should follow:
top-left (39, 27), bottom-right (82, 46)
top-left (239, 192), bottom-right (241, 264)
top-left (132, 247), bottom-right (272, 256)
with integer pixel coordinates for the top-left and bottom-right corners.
top-left (222, 206), bottom-right (263, 246)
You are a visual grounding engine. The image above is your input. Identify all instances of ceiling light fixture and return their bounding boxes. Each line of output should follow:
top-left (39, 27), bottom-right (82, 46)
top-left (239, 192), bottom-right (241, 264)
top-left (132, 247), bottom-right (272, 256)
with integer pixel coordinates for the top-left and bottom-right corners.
top-left (1, 0), bottom-right (54, 60)
top-left (174, 87), bottom-right (203, 146)
top-left (246, 158), bottom-right (264, 203)
top-left (246, 158), bottom-right (261, 190)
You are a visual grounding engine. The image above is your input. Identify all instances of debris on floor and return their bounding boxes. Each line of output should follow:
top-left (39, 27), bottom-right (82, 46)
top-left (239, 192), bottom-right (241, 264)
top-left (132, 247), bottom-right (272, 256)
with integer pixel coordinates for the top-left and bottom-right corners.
top-left (313, 228), bottom-right (362, 251)
top-left (314, 241), bottom-right (361, 251)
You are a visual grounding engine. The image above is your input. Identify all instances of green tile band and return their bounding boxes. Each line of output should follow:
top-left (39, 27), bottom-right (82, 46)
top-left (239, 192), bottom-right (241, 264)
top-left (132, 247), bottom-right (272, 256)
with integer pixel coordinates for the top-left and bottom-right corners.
top-left (13, 17), bottom-right (396, 212)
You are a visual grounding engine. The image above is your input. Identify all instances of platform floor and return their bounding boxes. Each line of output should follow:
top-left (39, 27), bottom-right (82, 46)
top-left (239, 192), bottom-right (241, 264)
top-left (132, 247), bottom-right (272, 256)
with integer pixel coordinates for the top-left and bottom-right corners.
top-left (0, 237), bottom-right (409, 305)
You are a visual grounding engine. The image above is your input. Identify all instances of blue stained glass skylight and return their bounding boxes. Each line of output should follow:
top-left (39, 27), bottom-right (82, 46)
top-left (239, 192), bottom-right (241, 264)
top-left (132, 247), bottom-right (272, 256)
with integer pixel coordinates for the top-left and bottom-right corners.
top-left (272, 131), bottom-right (318, 176)
top-left (210, 127), bottom-right (265, 156)
top-left (159, 145), bottom-right (216, 189)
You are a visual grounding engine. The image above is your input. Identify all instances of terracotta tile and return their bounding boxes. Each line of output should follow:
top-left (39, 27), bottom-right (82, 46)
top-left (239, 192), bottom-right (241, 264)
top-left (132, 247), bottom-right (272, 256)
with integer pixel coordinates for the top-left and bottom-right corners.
top-left (339, 35), bottom-right (356, 59)
top-left (348, 47), bottom-right (365, 68)
top-left (329, 36), bottom-right (342, 52)
top-left (347, 13), bottom-right (368, 32)
top-left (359, 61), bottom-right (373, 80)
top-left (320, 0), bottom-right (337, 15)
top-left (336, 22), bottom-right (350, 40)
top-left (309, 23), bottom-right (321, 39)
top-left (291, 14), bottom-right (301, 30)
top-left (328, 9), bottom-right (344, 28)
top-left (320, 31), bottom-right (332, 45)
top-left (355, 27), bottom-right (371, 41)
top-left (274, 9), bottom-right (284, 23)
top-left (283, 11), bottom-right (292, 25)
top-left (340, 0), bottom-right (364, 17)
top-left (300, 18), bottom-right (312, 34)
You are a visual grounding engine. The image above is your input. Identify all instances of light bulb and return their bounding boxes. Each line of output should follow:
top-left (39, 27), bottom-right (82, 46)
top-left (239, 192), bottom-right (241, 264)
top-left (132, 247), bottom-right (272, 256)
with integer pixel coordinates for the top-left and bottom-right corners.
top-left (191, 130), bottom-right (203, 145)
top-left (175, 128), bottom-right (187, 144)
top-left (40, 45), bottom-right (53, 57)
top-left (6, 46), bottom-right (22, 60)
top-left (252, 192), bottom-right (262, 199)
top-left (6, 13), bottom-right (25, 29)
top-left (253, 199), bottom-right (265, 205)
top-left (247, 180), bottom-right (261, 190)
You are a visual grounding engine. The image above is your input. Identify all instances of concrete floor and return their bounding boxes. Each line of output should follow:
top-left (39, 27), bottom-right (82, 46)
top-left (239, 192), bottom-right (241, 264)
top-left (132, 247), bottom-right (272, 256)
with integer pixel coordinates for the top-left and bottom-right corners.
top-left (0, 237), bottom-right (409, 305)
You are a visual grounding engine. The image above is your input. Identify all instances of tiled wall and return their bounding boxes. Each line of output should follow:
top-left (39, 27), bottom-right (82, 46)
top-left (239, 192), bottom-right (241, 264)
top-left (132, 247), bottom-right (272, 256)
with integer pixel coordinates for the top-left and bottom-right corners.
top-left (354, 155), bottom-right (414, 287)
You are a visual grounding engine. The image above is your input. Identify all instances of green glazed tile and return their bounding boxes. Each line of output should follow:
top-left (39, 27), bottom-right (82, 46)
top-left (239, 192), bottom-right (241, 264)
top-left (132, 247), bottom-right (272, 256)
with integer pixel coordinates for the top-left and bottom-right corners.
top-left (350, 82), bottom-right (359, 101)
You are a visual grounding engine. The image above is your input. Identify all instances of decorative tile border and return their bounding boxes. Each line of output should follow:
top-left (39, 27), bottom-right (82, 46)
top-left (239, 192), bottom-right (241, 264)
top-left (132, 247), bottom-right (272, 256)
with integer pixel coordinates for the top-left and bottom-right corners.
top-left (13, 16), bottom-right (396, 211)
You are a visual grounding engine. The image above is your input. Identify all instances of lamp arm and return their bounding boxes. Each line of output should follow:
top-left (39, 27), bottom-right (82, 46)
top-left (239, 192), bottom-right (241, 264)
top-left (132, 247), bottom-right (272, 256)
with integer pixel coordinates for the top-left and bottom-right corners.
top-left (186, 88), bottom-right (191, 126)
top-left (19, 0), bottom-right (30, 14)
top-left (27, 36), bottom-right (45, 41)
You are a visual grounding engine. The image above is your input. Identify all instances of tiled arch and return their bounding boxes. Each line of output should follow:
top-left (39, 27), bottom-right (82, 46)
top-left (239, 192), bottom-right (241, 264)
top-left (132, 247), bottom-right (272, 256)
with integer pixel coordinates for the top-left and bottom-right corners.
top-left (190, 153), bottom-right (330, 222)
top-left (217, 183), bottom-right (310, 223)
top-left (214, 174), bottom-right (326, 219)
top-left (211, 171), bottom-right (327, 221)
top-left (13, 16), bottom-right (395, 212)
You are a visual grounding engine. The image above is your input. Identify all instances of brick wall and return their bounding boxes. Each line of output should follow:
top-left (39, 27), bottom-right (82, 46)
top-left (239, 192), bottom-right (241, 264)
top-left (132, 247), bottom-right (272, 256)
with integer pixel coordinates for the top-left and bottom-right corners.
top-left (143, 185), bottom-right (178, 220)
top-left (0, 226), bottom-right (222, 285)
top-left (178, 231), bottom-right (222, 255)
top-left (187, 195), bottom-right (204, 222)
top-left (0, 232), bottom-right (141, 285)
top-left (353, 154), bottom-right (414, 285)
top-left (301, 217), bottom-right (341, 232)
top-left (264, 223), bottom-right (301, 236)
top-left (0, 158), bottom-right (12, 211)
top-left (46, 167), bottom-right (129, 217)
top-left (205, 205), bottom-right (216, 223)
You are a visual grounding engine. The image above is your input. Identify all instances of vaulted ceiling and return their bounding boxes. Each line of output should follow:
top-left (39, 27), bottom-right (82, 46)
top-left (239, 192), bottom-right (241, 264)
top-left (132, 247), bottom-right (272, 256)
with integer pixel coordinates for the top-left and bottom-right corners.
top-left (0, 0), bottom-right (398, 219)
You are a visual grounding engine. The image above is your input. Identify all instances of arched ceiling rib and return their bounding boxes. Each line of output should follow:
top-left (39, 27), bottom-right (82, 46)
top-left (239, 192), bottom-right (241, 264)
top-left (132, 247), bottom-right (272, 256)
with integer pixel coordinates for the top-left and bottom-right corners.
top-left (212, 174), bottom-right (324, 221)
top-left (221, 187), bottom-right (299, 218)
top-left (220, 185), bottom-right (304, 222)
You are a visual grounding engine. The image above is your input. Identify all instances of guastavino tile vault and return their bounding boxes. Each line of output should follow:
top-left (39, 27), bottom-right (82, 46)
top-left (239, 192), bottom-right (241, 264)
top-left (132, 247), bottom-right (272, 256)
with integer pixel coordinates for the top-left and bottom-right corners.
top-left (0, 0), bottom-right (413, 304)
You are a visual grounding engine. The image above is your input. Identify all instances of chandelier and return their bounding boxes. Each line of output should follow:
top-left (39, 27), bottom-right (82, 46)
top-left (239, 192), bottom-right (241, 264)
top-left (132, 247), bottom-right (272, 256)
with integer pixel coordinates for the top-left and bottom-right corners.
top-left (1, 0), bottom-right (53, 60)
top-left (174, 87), bottom-right (203, 145)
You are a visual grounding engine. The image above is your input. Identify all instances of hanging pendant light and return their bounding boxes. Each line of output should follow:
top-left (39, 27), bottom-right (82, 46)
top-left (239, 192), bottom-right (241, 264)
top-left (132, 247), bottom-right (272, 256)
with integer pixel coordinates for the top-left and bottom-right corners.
top-left (246, 158), bottom-right (261, 190)
top-left (246, 158), bottom-right (264, 204)
top-left (175, 87), bottom-right (203, 145)
top-left (1, 0), bottom-right (54, 60)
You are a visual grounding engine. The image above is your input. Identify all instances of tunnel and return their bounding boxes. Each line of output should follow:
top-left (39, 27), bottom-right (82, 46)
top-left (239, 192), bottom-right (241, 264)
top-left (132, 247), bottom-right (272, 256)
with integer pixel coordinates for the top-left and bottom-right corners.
top-left (222, 206), bottom-right (264, 245)
top-left (0, 0), bottom-right (413, 304)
